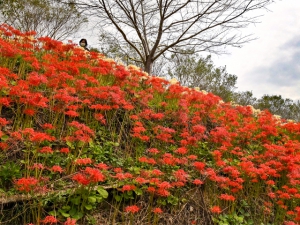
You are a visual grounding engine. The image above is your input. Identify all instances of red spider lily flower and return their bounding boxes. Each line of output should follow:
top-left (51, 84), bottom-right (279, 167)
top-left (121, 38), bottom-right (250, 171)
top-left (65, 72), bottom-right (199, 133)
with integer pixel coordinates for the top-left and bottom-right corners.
top-left (157, 181), bottom-right (172, 189)
top-left (39, 146), bottom-right (53, 154)
top-left (94, 113), bottom-right (106, 124)
top-left (175, 147), bottom-right (188, 155)
top-left (0, 97), bottom-right (11, 107)
top-left (287, 211), bottom-right (295, 215)
top-left (210, 206), bottom-right (222, 214)
top-left (268, 192), bottom-right (276, 199)
top-left (124, 172), bottom-right (133, 179)
top-left (113, 172), bottom-right (132, 180)
top-left (148, 148), bottom-right (160, 154)
top-left (125, 205), bottom-right (140, 214)
top-left (123, 104), bottom-right (134, 110)
top-left (28, 72), bottom-right (48, 86)
top-left (30, 163), bottom-right (45, 170)
top-left (147, 186), bottom-right (156, 193)
top-left (129, 115), bottom-right (139, 120)
top-left (193, 179), bottom-right (204, 185)
top-left (151, 169), bottom-right (164, 176)
top-left (114, 168), bottom-right (123, 173)
top-left (42, 123), bottom-right (55, 130)
top-left (68, 121), bottom-right (94, 136)
top-left (210, 127), bottom-right (230, 143)
top-left (193, 161), bottom-right (206, 171)
top-left (15, 177), bottom-right (38, 192)
top-left (135, 177), bottom-right (149, 184)
top-left (219, 194), bottom-right (236, 201)
top-left (151, 113), bottom-right (164, 120)
top-left (74, 158), bottom-right (92, 165)
top-left (0, 142), bottom-right (8, 150)
top-left (72, 173), bottom-right (89, 185)
top-left (95, 163), bottom-right (109, 170)
top-left (84, 167), bottom-right (105, 182)
top-left (28, 131), bottom-right (56, 143)
top-left (284, 221), bottom-right (297, 225)
top-left (187, 155), bottom-right (198, 160)
top-left (51, 165), bottom-right (63, 173)
top-left (287, 188), bottom-right (298, 195)
top-left (139, 135), bottom-right (150, 141)
top-left (173, 169), bottom-right (189, 182)
top-left (139, 157), bottom-right (148, 163)
top-left (40, 215), bottom-right (58, 224)
top-left (192, 125), bottom-right (206, 134)
top-left (132, 126), bottom-right (146, 133)
top-left (149, 178), bottom-right (161, 186)
top-left (156, 188), bottom-right (170, 197)
top-left (171, 181), bottom-right (185, 187)
top-left (64, 218), bottom-right (77, 225)
top-left (161, 154), bottom-right (176, 166)
top-left (152, 207), bottom-right (163, 214)
top-left (65, 110), bottom-right (79, 117)
top-left (147, 158), bottom-right (157, 165)
top-left (278, 192), bottom-right (291, 199)
top-left (121, 184), bottom-right (136, 192)
top-left (60, 148), bottom-right (70, 154)
top-left (90, 104), bottom-right (112, 111)
top-left (0, 117), bottom-right (10, 126)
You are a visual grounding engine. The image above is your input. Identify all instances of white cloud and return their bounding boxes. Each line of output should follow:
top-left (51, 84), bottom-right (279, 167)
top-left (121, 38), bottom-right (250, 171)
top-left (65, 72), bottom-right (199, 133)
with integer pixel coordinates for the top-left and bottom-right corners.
top-left (213, 0), bottom-right (300, 101)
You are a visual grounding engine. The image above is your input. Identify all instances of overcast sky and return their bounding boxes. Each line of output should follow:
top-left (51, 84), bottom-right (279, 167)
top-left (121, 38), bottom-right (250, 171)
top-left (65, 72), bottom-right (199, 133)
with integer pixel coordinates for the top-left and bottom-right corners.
top-left (213, 0), bottom-right (300, 102)
top-left (72, 0), bottom-right (300, 102)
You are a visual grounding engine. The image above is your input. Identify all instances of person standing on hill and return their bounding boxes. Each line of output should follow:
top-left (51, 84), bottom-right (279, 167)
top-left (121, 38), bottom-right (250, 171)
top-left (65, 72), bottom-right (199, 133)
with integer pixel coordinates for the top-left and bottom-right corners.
top-left (79, 38), bottom-right (90, 51)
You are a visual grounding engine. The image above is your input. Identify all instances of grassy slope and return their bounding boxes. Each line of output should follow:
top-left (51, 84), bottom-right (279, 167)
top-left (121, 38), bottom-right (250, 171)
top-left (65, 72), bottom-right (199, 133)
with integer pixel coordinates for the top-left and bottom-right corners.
top-left (0, 24), bottom-right (300, 225)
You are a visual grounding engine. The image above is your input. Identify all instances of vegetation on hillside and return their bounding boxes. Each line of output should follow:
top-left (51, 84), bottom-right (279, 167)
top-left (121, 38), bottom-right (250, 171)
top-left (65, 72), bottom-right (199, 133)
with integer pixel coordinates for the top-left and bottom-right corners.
top-left (1, 24), bottom-right (300, 225)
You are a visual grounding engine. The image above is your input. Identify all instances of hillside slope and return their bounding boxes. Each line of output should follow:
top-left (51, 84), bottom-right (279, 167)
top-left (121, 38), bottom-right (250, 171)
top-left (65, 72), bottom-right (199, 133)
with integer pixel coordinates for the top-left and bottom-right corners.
top-left (1, 24), bottom-right (300, 225)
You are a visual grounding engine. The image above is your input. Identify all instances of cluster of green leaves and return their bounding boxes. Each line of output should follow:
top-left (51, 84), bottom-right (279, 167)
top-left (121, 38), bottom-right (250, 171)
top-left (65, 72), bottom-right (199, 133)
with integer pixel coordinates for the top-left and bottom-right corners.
top-left (0, 0), bottom-right (87, 40)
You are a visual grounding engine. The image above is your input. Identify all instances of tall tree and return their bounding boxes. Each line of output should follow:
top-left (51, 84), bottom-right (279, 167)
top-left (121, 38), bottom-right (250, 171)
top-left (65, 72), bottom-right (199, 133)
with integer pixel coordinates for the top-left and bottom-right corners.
top-left (0, 0), bottom-right (87, 40)
top-left (73, 0), bottom-right (273, 74)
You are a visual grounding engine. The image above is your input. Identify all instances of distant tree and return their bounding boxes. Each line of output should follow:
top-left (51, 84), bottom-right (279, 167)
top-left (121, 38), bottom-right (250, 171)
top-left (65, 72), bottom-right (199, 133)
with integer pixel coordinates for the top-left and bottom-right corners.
top-left (288, 101), bottom-right (300, 122)
top-left (254, 95), bottom-right (300, 121)
top-left (0, 0), bottom-right (87, 40)
top-left (232, 91), bottom-right (257, 106)
top-left (73, 0), bottom-right (274, 74)
top-left (168, 54), bottom-right (237, 102)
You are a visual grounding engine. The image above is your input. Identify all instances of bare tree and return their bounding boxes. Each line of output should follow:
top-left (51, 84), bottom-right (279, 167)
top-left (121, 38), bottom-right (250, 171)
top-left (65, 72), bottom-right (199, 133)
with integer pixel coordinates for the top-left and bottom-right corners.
top-left (72, 0), bottom-right (273, 74)
top-left (0, 0), bottom-right (87, 40)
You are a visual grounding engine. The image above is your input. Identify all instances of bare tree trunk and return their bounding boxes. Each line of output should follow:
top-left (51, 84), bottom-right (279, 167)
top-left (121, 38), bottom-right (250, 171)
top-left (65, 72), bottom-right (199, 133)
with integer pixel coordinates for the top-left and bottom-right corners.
top-left (144, 56), bottom-right (153, 75)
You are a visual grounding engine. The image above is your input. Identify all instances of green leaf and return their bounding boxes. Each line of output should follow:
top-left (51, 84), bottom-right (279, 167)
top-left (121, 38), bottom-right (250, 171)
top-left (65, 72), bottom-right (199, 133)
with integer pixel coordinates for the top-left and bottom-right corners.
top-left (69, 208), bottom-right (77, 217)
top-left (72, 211), bottom-right (84, 220)
top-left (59, 211), bottom-right (70, 218)
top-left (1, 135), bottom-right (9, 141)
top-left (48, 211), bottom-right (57, 216)
top-left (88, 196), bottom-right (97, 203)
top-left (66, 141), bottom-right (75, 149)
top-left (62, 205), bottom-right (71, 211)
top-left (70, 196), bottom-right (81, 205)
top-left (97, 187), bottom-right (108, 198)
top-left (134, 188), bottom-right (143, 196)
top-left (89, 141), bottom-right (95, 147)
top-left (96, 196), bottom-right (103, 202)
top-left (114, 195), bottom-right (122, 202)
top-left (85, 204), bottom-right (93, 210)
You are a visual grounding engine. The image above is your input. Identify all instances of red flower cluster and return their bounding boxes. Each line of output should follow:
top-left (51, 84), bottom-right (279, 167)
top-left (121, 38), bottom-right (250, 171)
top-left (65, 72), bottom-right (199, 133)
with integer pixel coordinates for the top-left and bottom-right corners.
top-left (1, 25), bottom-right (300, 224)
